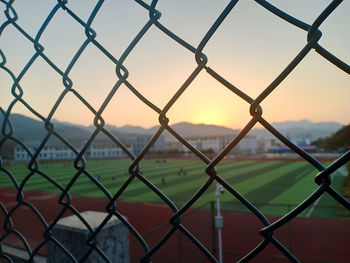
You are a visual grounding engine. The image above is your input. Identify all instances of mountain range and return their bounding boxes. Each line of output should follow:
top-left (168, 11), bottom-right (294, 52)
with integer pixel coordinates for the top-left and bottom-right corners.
top-left (0, 113), bottom-right (344, 144)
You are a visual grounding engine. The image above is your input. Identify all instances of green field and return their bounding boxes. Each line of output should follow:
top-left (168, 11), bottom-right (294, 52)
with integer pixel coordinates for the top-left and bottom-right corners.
top-left (0, 159), bottom-right (345, 219)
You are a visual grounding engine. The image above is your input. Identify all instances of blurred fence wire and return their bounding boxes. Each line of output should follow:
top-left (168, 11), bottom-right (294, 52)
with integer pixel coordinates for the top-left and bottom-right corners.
top-left (0, 0), bottom-right (349, 262)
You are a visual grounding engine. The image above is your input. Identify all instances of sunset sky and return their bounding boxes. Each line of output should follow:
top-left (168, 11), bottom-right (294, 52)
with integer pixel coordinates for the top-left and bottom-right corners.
top-left (1, 0), bottom-right (349, 129)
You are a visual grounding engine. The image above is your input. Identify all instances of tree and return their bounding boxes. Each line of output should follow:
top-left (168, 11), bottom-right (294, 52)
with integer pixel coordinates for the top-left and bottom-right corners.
top-left (0, 136), bottom-right (16, 160)
top-left (313, 124), bottom-right (350, 150)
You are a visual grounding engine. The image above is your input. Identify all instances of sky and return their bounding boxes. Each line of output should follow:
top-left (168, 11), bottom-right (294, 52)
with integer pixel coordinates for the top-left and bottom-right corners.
top-left (0, 0), bottom-right (349, 130)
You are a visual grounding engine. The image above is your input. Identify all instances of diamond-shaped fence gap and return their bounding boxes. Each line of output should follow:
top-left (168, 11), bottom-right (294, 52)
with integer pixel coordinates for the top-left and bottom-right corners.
top-left (9, 0), bottom-right (55, 37)
top-left (202, 1), bottom-right (307, 99)
top-left (101, 82), bottom-right (160, 133)
top-left (0, 25), bottom-right (35, 77)
top-left (118, 26), bottom-right (197, 110)
top-left (65, 44), bottom-right (118, 111)
top-left (15, 56), bottom-right (65, 118)
top-left (91, 0), bottom-right (150, 57)
top-left (36, 7), bottom-right (89, 71)
top-left (167, 70), bottom-right (251, 133)
top-left (259, 52), bottom-right (349, 147)
top-left (49, 92), bottom-right (98, 137)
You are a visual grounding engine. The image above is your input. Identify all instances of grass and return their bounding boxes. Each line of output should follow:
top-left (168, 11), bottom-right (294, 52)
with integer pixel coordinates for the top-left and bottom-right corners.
top-left (336, 166), bottom-right (350, 218)
top-left (0, 159), bottom-right (345, 219)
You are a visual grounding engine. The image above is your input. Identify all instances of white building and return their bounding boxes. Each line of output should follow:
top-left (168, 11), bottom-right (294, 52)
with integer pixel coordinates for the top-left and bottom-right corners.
top-left (14, 143), bottom-right (131, 161)
top-left (14, 146), bottom-right (32, 161)
top-left (86, 143), bottom-right (129, 159)
top-left (181, 135), bottom-right (258, 155)
top-left (124, 134), bottom-right (165, 155)
top-left (14, 133), bottom-right (166, 162)
top-left (231, 136), bottom-right (258, 155)
top-left (185, 136), bottom-right (226, 153)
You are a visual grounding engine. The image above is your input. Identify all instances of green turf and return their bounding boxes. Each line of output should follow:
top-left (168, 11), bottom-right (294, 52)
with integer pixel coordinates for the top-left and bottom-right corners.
top-left (0, 159), bottom-right (345, 219)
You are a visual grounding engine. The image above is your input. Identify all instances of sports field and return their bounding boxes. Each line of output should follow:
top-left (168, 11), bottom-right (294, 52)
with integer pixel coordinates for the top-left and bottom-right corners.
top-left (0, 159), bottom-right (345, 219)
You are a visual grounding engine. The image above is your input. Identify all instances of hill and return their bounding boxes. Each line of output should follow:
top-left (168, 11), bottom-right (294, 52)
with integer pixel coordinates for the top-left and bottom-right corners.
top-left (250, 120), bottom-right (342, 142)
top-left (0, 113), bottom-right (92, 144)
top-left (313, 124), bottom-right (350, 150)
top-left (0, 113), bottom-right (343, 144)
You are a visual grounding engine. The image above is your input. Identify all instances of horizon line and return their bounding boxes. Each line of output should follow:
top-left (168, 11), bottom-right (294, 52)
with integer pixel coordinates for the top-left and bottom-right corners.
top-left (4, 112), bottom-right (347, 130)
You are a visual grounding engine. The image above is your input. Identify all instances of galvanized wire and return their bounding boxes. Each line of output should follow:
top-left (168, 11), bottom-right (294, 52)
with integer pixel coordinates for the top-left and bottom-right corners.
top-left (0, 0), bottom-right (349, 262)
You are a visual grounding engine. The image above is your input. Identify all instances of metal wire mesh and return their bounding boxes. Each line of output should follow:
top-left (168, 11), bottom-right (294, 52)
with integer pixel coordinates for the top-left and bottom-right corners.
top-left (0, 0), bottom-right (349, 262)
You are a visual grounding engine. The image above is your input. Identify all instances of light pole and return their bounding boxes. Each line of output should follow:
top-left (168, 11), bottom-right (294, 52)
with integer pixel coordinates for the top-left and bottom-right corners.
top-left (215, 183), bottom-right (224, 263)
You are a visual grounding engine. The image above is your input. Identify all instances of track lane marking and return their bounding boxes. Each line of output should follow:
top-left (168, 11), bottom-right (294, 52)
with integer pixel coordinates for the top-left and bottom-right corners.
top-left (306, 196), bottom-right (321, 218)
top-left (305, 170), bottom-right (343, 218)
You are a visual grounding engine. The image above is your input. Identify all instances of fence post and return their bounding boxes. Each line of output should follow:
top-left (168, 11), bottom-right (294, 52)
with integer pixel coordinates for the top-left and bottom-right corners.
top-left (47, 211), bottom-right (129, 263)
top-left (210, 201), bottom-right (216, 257)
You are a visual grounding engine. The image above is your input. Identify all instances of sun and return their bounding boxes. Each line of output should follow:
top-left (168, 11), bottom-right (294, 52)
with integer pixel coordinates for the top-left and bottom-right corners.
top-left (192, 108), bottom-right (228, 127)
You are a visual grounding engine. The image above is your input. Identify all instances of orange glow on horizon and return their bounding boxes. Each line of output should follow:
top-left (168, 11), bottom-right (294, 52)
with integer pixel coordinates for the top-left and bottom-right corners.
top-left (191, 114), bottom-right (227, 127)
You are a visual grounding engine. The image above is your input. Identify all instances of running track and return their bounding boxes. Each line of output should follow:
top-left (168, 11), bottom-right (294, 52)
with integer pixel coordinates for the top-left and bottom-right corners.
top-left (0, 188), bottom-right (349, 262)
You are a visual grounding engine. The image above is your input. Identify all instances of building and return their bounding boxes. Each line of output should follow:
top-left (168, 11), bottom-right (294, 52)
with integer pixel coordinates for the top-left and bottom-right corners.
top-left (86, 143), bottom-right (131, 159)
top-left (124, 134), bottom-right (165, 155)
top-left (184, 136), bottom-right (226, 153)
top-left (181, 135), bottom-right (258, 155)
top-left (14, 142), bottom-right (132, 161)
top-left (230, 136), bottom-right (258, 155)
top-left (13, 133), bottom-right (165, 161)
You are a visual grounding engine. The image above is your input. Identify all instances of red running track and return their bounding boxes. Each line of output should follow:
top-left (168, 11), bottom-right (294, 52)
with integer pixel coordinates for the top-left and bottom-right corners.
top-left (0, 188), bottom-right (349, 262)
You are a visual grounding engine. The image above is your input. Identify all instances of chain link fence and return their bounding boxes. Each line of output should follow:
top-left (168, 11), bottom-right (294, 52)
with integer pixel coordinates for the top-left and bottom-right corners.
top-left (0, 0), bottom-right (349, 262)
top-left (128, 201), bottom-right (348, 263)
